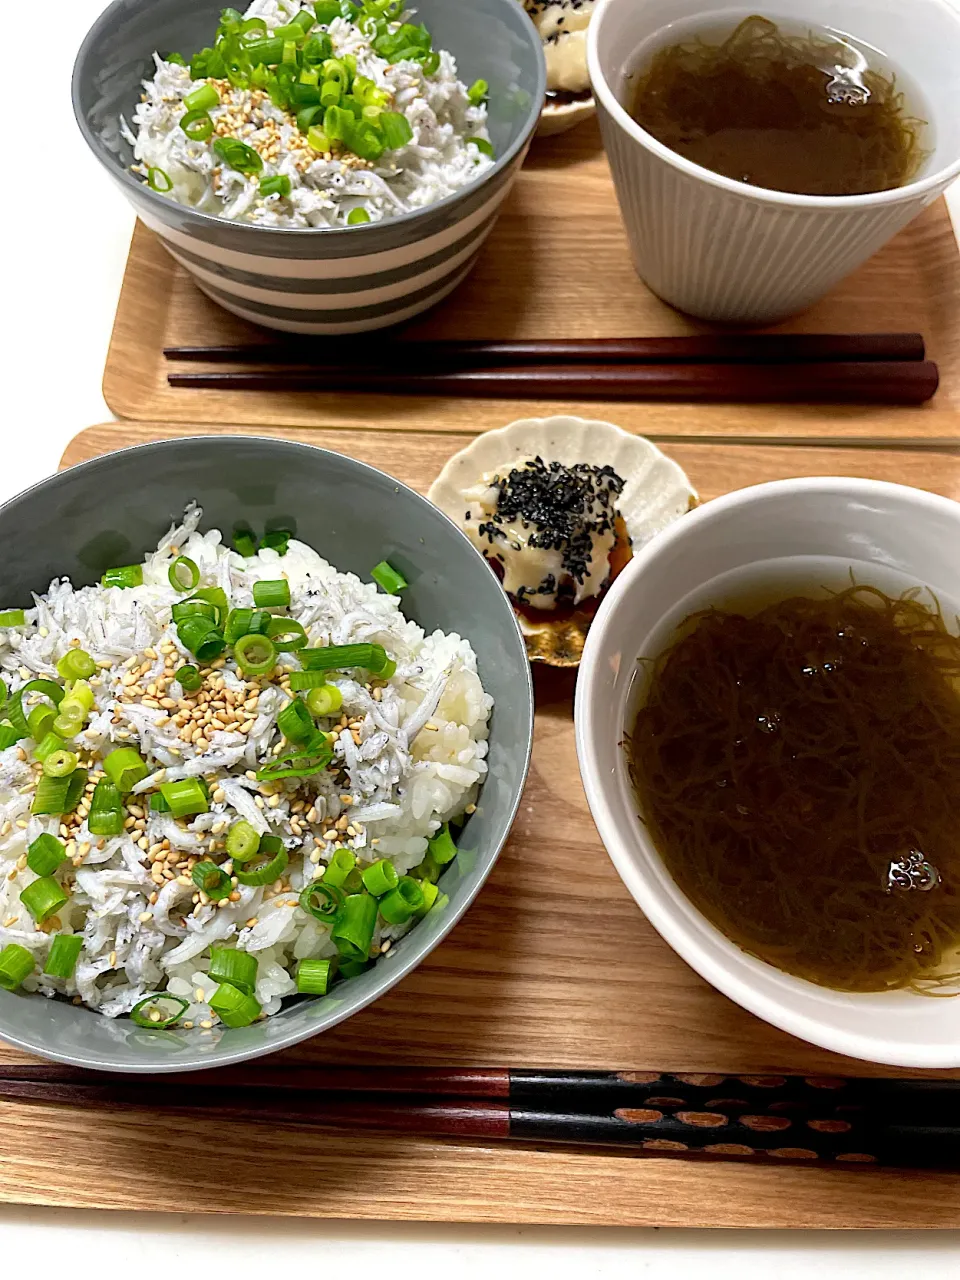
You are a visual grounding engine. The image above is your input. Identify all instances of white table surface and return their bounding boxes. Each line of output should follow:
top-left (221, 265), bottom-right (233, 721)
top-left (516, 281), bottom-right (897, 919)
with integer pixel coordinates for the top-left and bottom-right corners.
top-left (2, 2), bottom-right (960, 1268)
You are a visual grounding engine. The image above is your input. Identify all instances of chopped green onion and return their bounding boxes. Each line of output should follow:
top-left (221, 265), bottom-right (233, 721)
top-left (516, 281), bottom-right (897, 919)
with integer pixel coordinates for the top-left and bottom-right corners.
top-left (185, 82), bottom-right (220, 112)
top-left (208, 946), bottom-right (258, 995)
top-left (62, 680), bottom-right (95, 715)
top-left (419, 50), bottom-right (440, 75)
top-left (43, 748), bottom-right (78, 779)
top-left (244, 36), bottom-right (284, 65)
top-left (150, 790), bottom-right (171, 813)
top-left (44, 934), bottom-right (83, 980)
top-left (275, 21), bottom-right (307, 41)
top-left (234, 847), bottom-right (288, 887)
top-left (226, 608), bottom-right (266, 644)
top-left (130, 994), bottom-right (189, 1028)
top-left (34, 732), bottom-right (65, 763)
top-left (428, 822), bottom-right (458, 865)
top-left (468, 136), bottom-right (494, 158)
top-left (296, 957), bottom-right (333, 995)
top-left (259, 174), bottom-right (292, 198)
top-left (308, 124), bottom-right (333, 152)
top-left (0, 943), bottom-right (34, 991)
top-left (314, 0), bottom-right (341, 22)
top-left (181, 108), bottom-right (214, 142)
top-left (380, 111), bottom-right (413, 150)
top-left (278, 697), bottom-right (314, 743)
top-left (0, 610), bottom-right (25, 627)
top-left (288, 670), bottom-right (328, 691)
top-left (104, 747), bottom-right (149, 792)
top-left (259, 834), bottom-right (283, 856)
top-left (192, 861), bottom-right (232, 900)
top-left (255, 733), bottom-right (334, 781)
top-left (52, 711), bottom-right (83, 739)
top-left (160, 778), bottom-right (209, 818)
top-left (253, 579), bottom-right (290, 608)
top-left (20, 877), bottom-right (68, 923)
top-left (165, 52), bottom-right (187, 65)
top-left (88, 779), bottom-right (125, 837)
top-left (32, 769), bottom-right (86, 816)
top-left (176, 615), bottom-right (225, 662)
top-left (210, 981), bottom-right (261, 1027)
top-left (188, 587), bottom-right (229, 622)
top-left (266, 617), bottom-right (307, 652)
top-left (467, 78), bottom-right (489, 106)
top-left (299, 880), bottom-right (344, 921)
top-left (300, 643), bottom-right (394, 676)
top-left (213, 136), bottom-right (264, 175)
top-left (331, 893), bottom-right (377, 961)
top-left (171, 598), bottom-right (217, 626)
top-left (303, 32), bottom-right (332, 63)
top-left (261, 527), bottom-right (293, 555)
top-left (233, 524), bottom-right (258, 557)
top-left (147, 166), bottom-right (174, 193)
top-left (240, 16), bottom-right (268, 41)
top-left (338, 958), bottom-right (368, 978)
top-left (305, 684), bottom-right (343, 717)
top-left (283, 38), bottom-right (298, 64)
top-left (378, 876), bottom-right (425, 924)
top-left (360, 858), bottom-right (398, 897)
top-left (56, 649), bottom-right (95, 682)
top-left (226, 819), bottom-right (261, 864)
top-left (0, 722), bottom-right (18, 752)
top-left (233, 632), bottom-right (277, 676)
top-left (26, 834), bottom-right (66, 877)
top-left (175, 664), bottom-right (203, 692)
top-left (322, 848), bottom-right (356, 888)
top-left (347, 207), bottom-right (370, 225)
top-left (341, 867), bottom-right (364, 894)
top-left (293, 8), bottom-right (316, 33)
top-left (101, 564), bottom-right (144, 589)
top-left (168, 556), bottom-right (200, 592)
top-left (298, 105), bottom-right (324, 132)
top-left (6, 678), bottom-right (65, 739)
top-left (27, 703), bottom-right (57, 742)
top-left (415, 878), bottom-right (440, 916)
top-left (371, 560), bottom-right (408, 594)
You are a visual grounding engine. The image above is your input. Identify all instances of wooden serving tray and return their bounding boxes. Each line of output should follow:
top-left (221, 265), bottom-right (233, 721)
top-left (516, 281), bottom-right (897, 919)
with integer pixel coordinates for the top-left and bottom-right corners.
top-left (104, 123), bottom-right (960, 443)
top-left (1, 420), bottom-right (959, 1227)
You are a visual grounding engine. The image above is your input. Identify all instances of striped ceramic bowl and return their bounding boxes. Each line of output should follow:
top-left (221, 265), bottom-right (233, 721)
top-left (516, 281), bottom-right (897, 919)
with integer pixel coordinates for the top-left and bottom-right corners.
top-left (73, 0), bottom-right (545, 334)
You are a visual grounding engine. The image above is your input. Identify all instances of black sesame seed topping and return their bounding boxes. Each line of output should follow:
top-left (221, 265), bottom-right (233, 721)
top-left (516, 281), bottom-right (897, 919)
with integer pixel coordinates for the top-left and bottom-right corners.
top-left (484, 456), bottom-right (624, 595)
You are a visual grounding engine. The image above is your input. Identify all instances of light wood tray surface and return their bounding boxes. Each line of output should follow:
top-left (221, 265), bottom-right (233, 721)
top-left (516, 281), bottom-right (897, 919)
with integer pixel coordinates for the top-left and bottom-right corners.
top-left (103, 124), bottom-right (960, 443)
top-left (1, 421), bottom-right (959, 1227)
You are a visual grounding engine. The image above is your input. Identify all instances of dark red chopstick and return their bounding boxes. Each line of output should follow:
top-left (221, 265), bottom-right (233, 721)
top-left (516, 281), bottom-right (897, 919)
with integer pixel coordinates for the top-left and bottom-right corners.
top-left (167, 360), bottom-right (939, 404)
top-left (3, 1065), bottom-right (960, 1168)
top-left (163, 334), bottom-right (927, 367)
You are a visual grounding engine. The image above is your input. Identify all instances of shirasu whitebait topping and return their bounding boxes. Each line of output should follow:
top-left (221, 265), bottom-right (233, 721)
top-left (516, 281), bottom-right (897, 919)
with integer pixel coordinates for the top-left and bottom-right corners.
top-left (0, 505), bottom-right (491, 1032)
top-left (125, 0), bottom-right (496, 228)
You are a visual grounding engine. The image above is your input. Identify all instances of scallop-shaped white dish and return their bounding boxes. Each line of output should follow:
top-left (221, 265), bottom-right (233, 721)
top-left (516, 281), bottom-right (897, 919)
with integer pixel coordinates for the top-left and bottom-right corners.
top-left (428, 416), bottom-right (698, 666)
top-left (537, 96), bottom-right (596, 136)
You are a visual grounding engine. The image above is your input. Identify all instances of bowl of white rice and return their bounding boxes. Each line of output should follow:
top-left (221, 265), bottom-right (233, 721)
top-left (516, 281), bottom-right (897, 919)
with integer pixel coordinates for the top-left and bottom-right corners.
top-left (73, 0), bottom-right (546, 332)
top-left (0, 436), bottom-right (533, 1072)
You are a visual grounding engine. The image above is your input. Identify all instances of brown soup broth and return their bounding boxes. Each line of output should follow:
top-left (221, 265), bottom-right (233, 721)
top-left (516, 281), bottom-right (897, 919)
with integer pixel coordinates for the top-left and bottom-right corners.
top-left (625, 15), bottom-right (929, 196)
top-left (626, 576), bottom-right (960, 993)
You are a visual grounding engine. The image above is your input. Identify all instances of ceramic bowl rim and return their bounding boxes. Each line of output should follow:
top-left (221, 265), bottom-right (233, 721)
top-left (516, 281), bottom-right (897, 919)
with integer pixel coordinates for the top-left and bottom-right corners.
top-left (0, 434), bottom-right (535, 1073)
top-left (71, 0), bottom-right (546, 243)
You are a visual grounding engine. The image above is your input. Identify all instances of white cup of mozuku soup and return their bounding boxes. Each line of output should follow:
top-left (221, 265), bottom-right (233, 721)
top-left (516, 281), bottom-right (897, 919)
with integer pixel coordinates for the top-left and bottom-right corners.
top-left (574, 478), bottom-right (960, 1068)
top-left (587, 0), bottom-right (960, 323)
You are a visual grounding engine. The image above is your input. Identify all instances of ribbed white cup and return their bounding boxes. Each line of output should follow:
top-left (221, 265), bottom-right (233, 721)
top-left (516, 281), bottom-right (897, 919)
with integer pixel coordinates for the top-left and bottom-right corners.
top-left (588, 0), bottom-right (960, 323)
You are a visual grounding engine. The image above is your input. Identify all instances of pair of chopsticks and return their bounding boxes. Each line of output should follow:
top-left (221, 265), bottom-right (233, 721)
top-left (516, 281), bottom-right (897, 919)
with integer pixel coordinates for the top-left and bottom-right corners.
top-left (163, 333), bottom-right (939, 404)
top-left (3, 1064), bottom-right (959, 1168)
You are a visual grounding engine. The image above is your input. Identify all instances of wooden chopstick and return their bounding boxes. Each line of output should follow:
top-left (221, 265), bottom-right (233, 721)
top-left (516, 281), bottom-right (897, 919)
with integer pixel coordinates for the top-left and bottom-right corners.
top-left (3, 1066), bottom-right (960, 1168)
top-left (167, 360), bottom-right (940, 404)
top-left (163, 334), bottom-right (927, 368)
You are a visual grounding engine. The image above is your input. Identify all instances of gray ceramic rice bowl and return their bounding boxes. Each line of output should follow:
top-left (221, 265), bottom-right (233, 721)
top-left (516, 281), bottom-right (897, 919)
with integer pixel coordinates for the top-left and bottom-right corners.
top-left (0, 437), bottom-right (533, 1072)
